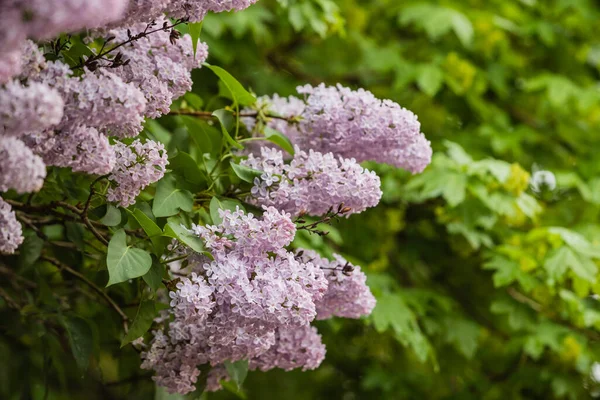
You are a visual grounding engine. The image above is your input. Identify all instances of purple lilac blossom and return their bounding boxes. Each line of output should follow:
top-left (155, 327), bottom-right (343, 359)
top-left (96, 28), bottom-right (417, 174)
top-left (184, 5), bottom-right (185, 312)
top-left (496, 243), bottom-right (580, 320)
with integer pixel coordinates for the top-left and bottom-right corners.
top-left (0, 196), bottom-right (23, 254)
top-left (0, 136), bottom-right (46, 193)
top-left (297, 250), bottom-right (376, 320)
top-left (107, 139), bottom-right (169, 207)
top-left (141, 207), bottom-right (331, 394)
top-left (24, 125), bottom-right (116, 175)
top-left (0, 81), bottom-right (64, 137)
top-left (106, 17), bottom-right (208, 119)
top-left (241, 146), bottom-right (382, 217)
top-left (246, 84), bottom-right (432, 173)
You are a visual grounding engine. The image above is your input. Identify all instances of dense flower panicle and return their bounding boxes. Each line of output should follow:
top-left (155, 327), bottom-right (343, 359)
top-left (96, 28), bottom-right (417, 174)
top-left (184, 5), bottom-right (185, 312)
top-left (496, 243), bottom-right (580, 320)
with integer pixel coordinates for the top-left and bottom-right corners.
top-left (116, 0), bottom-right (259, 26)
top-left (25, 125), bottom-right (116, 175)
top-left (0, 0), bottom-right (127, 82)
top-left (241, 146), bottom-right (382, 217)
top-left (0, 81), bottom-right (64, 137)
top-left (0, 0), bottom-right (127, 44)
top-left (37, 65), bottom-right (148, 138)
top-left (0, 49), bottom-right (21, 84)
top-left (0, 137), bottom-right (46, 193)
top-left (0, 197), bottom-right (23, 254)
top-left (168, 0), bottom-right (260, 20)
top-left (297, 251), bottom-right (376, 320)
top-left (193, 206), bottom-right (297, 255)
top-left (107, 19), bottom-right (208, 119)
top-left (248, 84), bottom-right (432, 173)
top-left (107, 139), bottom-right (169, 207)
top-left (250, 325), bottom-right (326, 372)
top-left (142, 208), bottom-right (333, 394)
top-left (169, 273), bottom-right (215, 324)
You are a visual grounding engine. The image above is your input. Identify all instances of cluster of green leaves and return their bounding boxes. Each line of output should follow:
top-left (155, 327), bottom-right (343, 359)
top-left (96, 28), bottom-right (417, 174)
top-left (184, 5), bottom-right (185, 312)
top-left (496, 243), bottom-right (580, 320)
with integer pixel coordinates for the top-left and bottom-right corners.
top-left (192, 0), bottom-right (600, 399)
top-left (0, 30), bottom-right (297, 400)
top-left (3, 0), bottom-right (600, 399)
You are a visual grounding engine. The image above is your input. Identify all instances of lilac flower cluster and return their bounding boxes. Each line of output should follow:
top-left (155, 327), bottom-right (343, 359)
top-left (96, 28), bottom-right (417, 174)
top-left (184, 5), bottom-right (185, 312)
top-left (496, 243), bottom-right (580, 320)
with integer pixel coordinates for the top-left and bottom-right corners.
top-left (0, 0), bottom-right (128, 82)
top-left (0, 197), bottom-right (23, 255)
top-left (107, 140), bottom-right (169, 207)
top-left (0, 137), bottom-right (46, 194)
top-left (106, 17), bottom-right (209, 119)
top-left (296, 250), bottom-right (376, 319)
top-left (0, 20), bottom-right (202, 209)
top-left (0, 81), bottom-right (64, 137)
top-left (142, 207), bottom-right (376, 394)
top-left (25, 125), bottom-right (116, 176)
top-left (241, 146), bottom-right (382, 217)
top-left (119, 0), bottom-right (260, 26)
top-left (247, 84), bottom-right (432, 173)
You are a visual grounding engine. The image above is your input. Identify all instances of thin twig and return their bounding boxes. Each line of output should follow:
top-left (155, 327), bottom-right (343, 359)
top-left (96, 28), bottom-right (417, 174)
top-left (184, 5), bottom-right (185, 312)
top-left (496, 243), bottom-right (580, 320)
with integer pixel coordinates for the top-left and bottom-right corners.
top-left (0, 287), bottom-right (21, 310)
top-left (169, 109), bottom-right (295, 122)
top-left (40, 255), bottom-right (129, 332)
top-left (73, 18), bottom-right (189, 70)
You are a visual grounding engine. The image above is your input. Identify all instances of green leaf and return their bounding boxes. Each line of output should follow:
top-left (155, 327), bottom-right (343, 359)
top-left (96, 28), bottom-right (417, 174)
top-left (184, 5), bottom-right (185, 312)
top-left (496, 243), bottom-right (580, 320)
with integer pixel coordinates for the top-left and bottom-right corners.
top-left (203, 63), bottom-right (256, 106)
top-left (230, 162), bottom-right (263, 183)
top-left (213, 108), bottom-right (243, 149)
top-left (62, 316), bottom-right (93, 371)
top-left (263, 127), bottom-right (295, 155)
top-left (143, 260), bottom-right (165, 292)
top-left (188, 21), bottom-right (203, 58)
top-left (371, 293), bottom-right (434, 364)
top-left (155, 385), bottom-right (186, 400)
top-left (121, 301), bottom-right (159, 347)
top-left (18, 234), bottom-right (44, 268)
top-left (169, 152), bottom-right (208, 188)
top-left (183, 92), bottom-right (204, 110)
top-left (164, 217), bottom-right (206, 253)
top-left (450, 12), bottom-right (474, 47)
top-left (65, 221), bottom-right (85, 250)
top-left (152, 174), bottom-right (194, 218)
top-left (131, 209), bottom-right (166, 255)
top-left (106, 229), bottom-right (152, 286)
top-left (416, 65), bottom-right (444, 97)
top-left (443, 318), bottom-right (480, 359)
top-left (210, 197), bottom-right (245, 225)
top-left (181, 116), bottom-right (222, 157)
top-left (100, 204), bottom-right (122, 226)
top-left (224, 360), bottom-right (249, 389)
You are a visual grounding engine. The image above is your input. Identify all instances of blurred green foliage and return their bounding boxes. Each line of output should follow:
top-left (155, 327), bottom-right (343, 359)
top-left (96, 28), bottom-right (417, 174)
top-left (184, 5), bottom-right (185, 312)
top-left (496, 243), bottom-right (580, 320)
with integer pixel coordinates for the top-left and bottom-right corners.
top-left (3, 0), bottom-right (600, 399)
top-left (198, 0), bottom-right (600, 398)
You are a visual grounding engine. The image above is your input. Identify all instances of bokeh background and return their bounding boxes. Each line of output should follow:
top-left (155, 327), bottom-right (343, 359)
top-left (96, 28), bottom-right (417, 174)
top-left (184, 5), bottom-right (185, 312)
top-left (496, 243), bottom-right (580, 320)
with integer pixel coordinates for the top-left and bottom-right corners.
top-left (200, 0), bottom-right (600, 398)
top-left (4, 0), bottom-right (600, 399)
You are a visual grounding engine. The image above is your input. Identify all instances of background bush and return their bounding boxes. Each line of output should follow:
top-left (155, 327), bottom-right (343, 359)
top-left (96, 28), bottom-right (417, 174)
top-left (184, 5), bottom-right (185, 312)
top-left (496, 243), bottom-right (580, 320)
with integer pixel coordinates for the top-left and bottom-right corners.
top-left (3, 0), bottom-right (600, 399)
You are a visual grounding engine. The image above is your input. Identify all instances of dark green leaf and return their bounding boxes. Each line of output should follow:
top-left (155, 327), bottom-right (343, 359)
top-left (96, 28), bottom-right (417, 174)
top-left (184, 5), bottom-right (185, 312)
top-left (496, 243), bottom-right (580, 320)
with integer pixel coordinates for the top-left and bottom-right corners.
top-left (203, 63), bottom-right (256, 106)
top-left (213, 108), bottom-right (243, 149)
top-left (131, 208), bottom-right (167, 255)
top-left (106, 229), bottom-right (152, 286)
top-left (264, 127), bottom-right (295, 155)
top-left (62, 316), bottom-right (93, 371)
top-left (210, 197), bottom-right (245, 225)
top-left (163, 217), bottom-right (205, 253)
top-left (224, 359), bottom-right (248, 389)
top-left (152, 174), bottom-right (194, 218)
top-left (230, 162), bottom-right (263, 183)
top-left (143, 260), bottom-right (165, 292)
top-left (188, 21), bottom-right (203, 58)
top-left (100, 204), bottom-right (122, 227)
top-left (121, 301), bottom-right (159, 347)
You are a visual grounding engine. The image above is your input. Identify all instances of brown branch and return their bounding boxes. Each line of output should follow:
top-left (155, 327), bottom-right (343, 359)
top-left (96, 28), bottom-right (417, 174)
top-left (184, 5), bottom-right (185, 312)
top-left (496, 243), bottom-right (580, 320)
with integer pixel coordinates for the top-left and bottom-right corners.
top-left (73, 18), bottom-right (189, 70)
top-left (0, 287), bottom-right (21, 310)
top-left (169, 109), bottom-right (296, 123)
top-left (0, 264), bottom-right (37, 289)
top-left (40, 255), bottom-right (129, 332)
